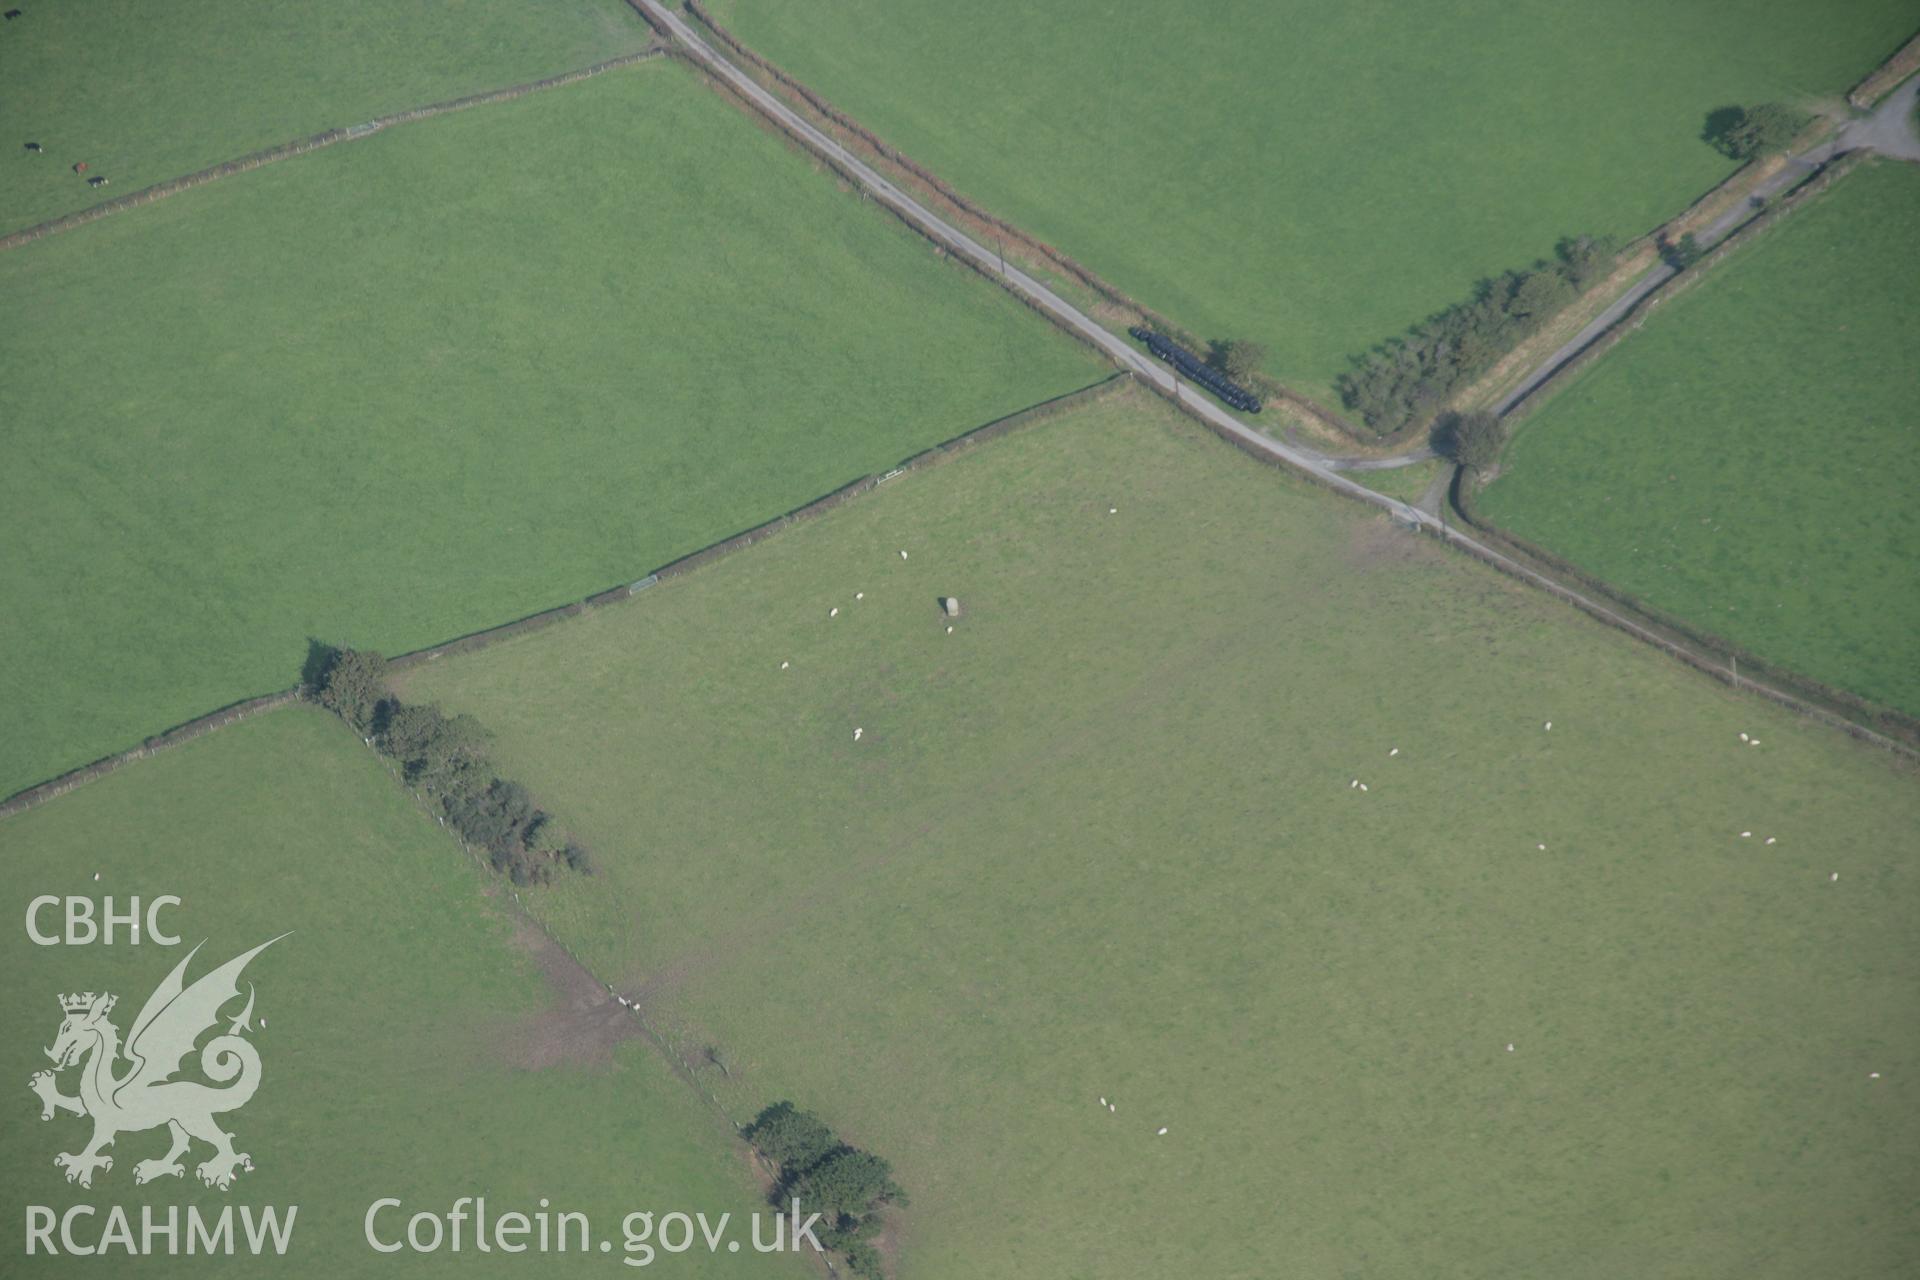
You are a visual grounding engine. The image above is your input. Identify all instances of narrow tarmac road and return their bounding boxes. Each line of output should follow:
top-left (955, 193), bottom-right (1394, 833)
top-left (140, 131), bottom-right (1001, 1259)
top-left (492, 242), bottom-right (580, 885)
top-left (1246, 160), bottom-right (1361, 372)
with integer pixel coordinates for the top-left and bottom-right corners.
top-left (630, 0), bottom-right (1914, 757)
top-left (633, 1), bottom-right (1425, 469)
top-left (1495, 74), bottom-right (1919, 417)
top-left (632, 1), bottom-right (1435, 486)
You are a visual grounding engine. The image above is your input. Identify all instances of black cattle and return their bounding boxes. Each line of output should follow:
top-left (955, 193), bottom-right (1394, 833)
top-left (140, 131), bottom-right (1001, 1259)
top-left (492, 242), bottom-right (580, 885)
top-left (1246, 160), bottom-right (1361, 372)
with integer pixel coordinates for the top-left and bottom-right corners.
top-left (87, 175), bottom-right (107, 187)
top-left (24, 141), bottom-right (41, 152)
top-left (4, 9), bottom-right (22, 20)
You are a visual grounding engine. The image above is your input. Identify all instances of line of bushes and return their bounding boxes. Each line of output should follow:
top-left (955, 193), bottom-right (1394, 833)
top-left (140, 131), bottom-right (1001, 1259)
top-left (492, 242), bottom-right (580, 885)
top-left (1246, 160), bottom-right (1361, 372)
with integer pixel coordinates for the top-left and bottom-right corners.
top-left (306, 645), bottom-right (591, 885)
top-left (1335, 234), bottom-right (1616, 437)
top-left (744, 1101), bottom-right (907, 1277)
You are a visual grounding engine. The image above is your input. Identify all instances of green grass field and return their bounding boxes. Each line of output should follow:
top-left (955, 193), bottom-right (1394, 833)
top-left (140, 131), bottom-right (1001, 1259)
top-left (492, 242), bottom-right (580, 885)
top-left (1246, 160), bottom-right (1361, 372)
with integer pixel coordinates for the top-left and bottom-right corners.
top-left (400, 389), bottom-right (1920, 1278)
top-left (1480, 160), bottom-right (1920, 715)
top-left (0, 0), bottom-right (655, 233)
top-left (0, 59), bottom-right (1098, 800)
top-left (0, 707), bottom-right (806, 1276)
top-left (703, 0), bottom-right (1915, 394)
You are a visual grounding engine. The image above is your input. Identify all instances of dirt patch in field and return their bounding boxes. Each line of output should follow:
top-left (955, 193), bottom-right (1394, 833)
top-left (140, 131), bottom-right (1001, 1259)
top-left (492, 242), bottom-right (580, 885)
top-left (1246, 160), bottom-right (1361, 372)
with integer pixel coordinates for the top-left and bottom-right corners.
top-left (488, 911), bottom-right (641, 1071)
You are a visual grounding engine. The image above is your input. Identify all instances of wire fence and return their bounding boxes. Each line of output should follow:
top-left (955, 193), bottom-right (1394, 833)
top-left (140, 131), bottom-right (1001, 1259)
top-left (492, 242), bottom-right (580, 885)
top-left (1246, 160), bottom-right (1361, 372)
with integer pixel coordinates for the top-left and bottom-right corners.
top-left (0, 375), bottom-right (1130, 817)
top-left (0, 48), bottom-right (664, 253)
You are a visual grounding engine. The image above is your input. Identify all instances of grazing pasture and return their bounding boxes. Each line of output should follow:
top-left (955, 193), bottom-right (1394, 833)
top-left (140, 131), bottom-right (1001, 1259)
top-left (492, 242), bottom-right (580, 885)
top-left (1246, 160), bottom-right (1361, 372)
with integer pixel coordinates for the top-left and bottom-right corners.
top-left (0, 59), bottom-right (1097, 798)
top-left (0, 707), bottom-right (800, 1277)
top-left (0, 0), bottom-right (654, 232)
top-left (402, 389), bottom-right (1920, 1279)
top-left (1480, 160), bottom-right (1920, 716)
top-left (701, 0), bottom-right (1916, 394)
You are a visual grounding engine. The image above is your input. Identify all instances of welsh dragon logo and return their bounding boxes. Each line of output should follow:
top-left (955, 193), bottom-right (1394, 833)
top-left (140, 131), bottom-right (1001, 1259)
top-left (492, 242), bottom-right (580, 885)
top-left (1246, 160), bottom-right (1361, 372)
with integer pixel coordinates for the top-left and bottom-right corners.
top-left (28, 936), bottom-right (286, 1190)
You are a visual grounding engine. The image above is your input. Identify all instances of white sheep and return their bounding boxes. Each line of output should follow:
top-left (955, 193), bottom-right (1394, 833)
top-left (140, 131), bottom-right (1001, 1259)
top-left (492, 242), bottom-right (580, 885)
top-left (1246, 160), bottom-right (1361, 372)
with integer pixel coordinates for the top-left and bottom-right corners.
top-left (829, 607), bottom-right (839, 618)
top-left (1156, 1127), bottom-right (1169, 1136)
top-left (781, 661), bottom-right (790, 670)
top-left (1543, 721), bottom-right (1552, 731)
top-left (854, 728), bottom-right (864, 741)
top-left (900, 550), bottom-right (908, 560)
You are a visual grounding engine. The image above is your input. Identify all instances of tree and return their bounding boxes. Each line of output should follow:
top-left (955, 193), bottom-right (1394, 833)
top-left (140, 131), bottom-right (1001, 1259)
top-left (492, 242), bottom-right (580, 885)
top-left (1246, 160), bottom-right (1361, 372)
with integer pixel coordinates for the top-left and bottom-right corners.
top-left (310, 646), bottom-right (389, 733)
top-left (791, 1148), bottom-right (907, 1223)
top-left (1507, 267), bottom-right (1574, 323)
top-left (1706, 103), bottom-right (1810, 160)
top-left (1208, 339), bottom-right (1267, 384)
top-left (1434, 410), bottom-right (1505, 471)
top-left (1659, 232), bottom-right (1704, 270)
top-left (445, 778), bottom-right (538, 855)
top-left (1554, 234), bottom-right (1617, 289)
top-left (745, 1103), bottom-right (841, 1180)
top-left (380, 702), bottom-right (490, 791)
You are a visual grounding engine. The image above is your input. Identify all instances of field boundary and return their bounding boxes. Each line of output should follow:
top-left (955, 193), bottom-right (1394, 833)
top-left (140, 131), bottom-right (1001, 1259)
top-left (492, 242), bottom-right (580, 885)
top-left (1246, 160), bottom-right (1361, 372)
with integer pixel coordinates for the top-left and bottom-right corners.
top-left (1451, 149), bottom-right (1920, 746)
top-left (0, 47), bottom-right (664, 252)
top-left (1450, 468), bottom-right (1920, 751)
top-left (1498, 150), bottom-right (1867, 425)
top-left (0, 376), bottom-right (1128, 818)
top-left (672, 0), bottom-right (1363, 441)
top-left (635, 0), bottom-right (1920, 763)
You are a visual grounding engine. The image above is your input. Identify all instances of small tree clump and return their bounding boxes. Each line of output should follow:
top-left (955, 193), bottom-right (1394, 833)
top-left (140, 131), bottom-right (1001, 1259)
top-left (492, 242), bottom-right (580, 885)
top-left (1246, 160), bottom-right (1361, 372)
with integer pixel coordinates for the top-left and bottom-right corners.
top-left (1336, 234), bottom-right (1617, 436)
top-left (304, 646), bottom-right (590, 885)
top-left (745, 1102), bottom-right (841, 1175)
top-left (744, 1102), bottom-right (907, 1277)
top-left (1707, 103), bottom-right (1811, 161)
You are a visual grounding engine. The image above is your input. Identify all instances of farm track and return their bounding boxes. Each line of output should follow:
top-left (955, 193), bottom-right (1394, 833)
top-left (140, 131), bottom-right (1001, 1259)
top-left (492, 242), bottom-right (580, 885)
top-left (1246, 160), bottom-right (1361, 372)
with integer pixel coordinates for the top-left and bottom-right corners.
top-left (6, 13), bottom-right (1914, 806)
top-left (628, 0), bottom-right (1918, 760)
top-left (0, 46), bottom-right (665, 252)
top-left (1495, 74), bottom-right (1920, 418)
